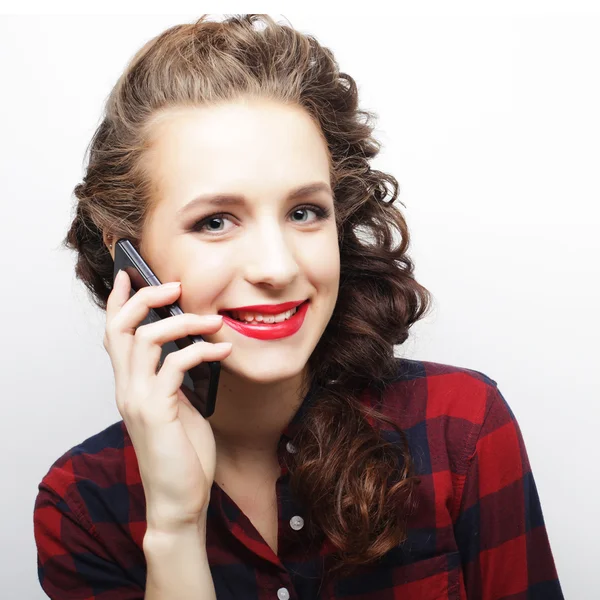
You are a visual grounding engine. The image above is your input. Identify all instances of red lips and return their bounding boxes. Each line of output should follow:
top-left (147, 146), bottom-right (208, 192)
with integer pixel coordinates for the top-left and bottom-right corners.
top-left (220, 300), bottom-right (310, 340)
top-left (218, 299), bottom-right (306, 315)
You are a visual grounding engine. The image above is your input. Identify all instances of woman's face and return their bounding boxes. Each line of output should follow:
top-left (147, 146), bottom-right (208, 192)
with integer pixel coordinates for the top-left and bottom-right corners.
top-left (138, 98), bottom-right (340, 384)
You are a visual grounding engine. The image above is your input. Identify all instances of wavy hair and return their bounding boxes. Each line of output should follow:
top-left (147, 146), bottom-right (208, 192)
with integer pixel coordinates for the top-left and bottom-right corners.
top-left (64, 14), bottom-right (433, 578)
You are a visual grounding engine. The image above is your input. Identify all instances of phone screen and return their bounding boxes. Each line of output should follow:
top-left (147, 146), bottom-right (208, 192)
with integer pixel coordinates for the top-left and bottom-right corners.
top-left (112, 238), bottom-right (220, 418)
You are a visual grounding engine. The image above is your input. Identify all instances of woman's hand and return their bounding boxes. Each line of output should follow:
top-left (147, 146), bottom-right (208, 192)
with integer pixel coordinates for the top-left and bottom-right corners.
top-left (103, 269), bottom-right (231, 535)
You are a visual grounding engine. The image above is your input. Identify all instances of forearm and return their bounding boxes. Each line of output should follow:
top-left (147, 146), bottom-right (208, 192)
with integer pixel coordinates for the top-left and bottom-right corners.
top-left (143, 522), bottom-right (216, 600)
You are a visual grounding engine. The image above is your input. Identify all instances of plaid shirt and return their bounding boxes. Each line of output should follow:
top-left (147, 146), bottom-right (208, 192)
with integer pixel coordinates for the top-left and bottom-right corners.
top-left (34, 359), bottom-right (564, 599)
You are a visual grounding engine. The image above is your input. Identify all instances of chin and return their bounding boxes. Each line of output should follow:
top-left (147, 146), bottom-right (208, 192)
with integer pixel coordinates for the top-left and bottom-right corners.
top-left (219, 351), bottom-right (309, 385)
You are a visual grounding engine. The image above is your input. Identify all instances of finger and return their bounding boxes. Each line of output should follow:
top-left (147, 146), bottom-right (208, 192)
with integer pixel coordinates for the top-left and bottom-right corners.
top-left (105, 269), bottom-right (132, 325)
top-left (105, 281), bottom-right (183, 376)
top-left (152, 341), bottom-right (232, 405)
top-left (109, 281), bottom-right (183, 338)
top-left (129, 314), bottom-right (225, 381)
top-left (104, 269), bottom-right (135, 378)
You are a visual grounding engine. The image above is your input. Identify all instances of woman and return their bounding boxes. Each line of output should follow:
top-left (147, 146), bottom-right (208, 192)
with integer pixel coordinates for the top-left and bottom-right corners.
top-left (33, 14), bottom-right (563, 599)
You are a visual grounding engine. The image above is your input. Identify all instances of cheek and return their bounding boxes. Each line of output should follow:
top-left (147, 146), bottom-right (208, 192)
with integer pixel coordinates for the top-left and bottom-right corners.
top-left (177, 253), bottom-right (235, 312)
top-left (307, 238), bottom-right (340, 288)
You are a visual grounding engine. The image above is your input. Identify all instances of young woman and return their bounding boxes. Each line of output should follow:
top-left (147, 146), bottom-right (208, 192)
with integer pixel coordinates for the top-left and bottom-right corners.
top-left (33, 14), bottom-right (563, 599)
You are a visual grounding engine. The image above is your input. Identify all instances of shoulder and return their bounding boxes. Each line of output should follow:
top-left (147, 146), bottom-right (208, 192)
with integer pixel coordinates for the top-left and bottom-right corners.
top-left (373, 357), bottom-right (515, 479)
top-left (377, 356), bottom-right (502, 427)
top-left (34, 420), bottom-right (144, 545)
top-left (37, 420), bottom-right (136, 503)
top-left (33, 421), bottom-right (147, 594)
top-left (371, 357), bottom-right (523, 525)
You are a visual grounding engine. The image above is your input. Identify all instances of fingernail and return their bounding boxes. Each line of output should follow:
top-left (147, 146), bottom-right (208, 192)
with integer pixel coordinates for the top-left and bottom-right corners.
top-left (214, 342), bottom-right (232, 350)
top-left (163, 281), bottom-right (181, 289)
top-left (204, 314), bottom-right (224, 322)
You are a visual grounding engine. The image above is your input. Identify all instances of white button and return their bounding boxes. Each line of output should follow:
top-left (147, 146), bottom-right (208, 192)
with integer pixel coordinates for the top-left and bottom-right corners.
top-left (290, 515), bottom-right (304, 530)
top-left (286, 441), bottom-right (297, 454)
top-left (277, 588), bottom-right (290, 600)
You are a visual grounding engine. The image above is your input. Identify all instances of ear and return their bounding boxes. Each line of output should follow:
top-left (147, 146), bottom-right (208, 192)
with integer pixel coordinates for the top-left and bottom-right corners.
top-left (102, 231), bottom-right (115, 259)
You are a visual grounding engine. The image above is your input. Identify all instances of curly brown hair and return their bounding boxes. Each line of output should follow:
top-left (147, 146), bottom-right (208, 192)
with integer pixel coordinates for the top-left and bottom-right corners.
top-left (63, 14), bottom-right (434, 578)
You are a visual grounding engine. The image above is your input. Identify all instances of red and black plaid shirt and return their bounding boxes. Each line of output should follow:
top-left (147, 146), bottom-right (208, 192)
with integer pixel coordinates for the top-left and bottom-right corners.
top-left (33, 358), bottom-right (564, 599)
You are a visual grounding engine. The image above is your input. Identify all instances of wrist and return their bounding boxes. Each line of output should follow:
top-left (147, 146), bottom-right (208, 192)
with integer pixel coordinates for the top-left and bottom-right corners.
top-left (143, 521), bottom-right (207, 554)
top-left (144, 513), bottom-right (208, 547)
top-left (145, 505), bottom-right (209, 537)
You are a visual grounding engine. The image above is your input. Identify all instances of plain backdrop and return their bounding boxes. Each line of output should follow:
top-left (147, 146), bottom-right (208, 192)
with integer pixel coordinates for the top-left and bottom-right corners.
top-left (1, 11), bottom-right (598, 600)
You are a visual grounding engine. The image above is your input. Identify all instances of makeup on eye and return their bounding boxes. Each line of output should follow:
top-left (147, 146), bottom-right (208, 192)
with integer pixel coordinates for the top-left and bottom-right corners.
top-left (187, 203), bottom-right (332, 235)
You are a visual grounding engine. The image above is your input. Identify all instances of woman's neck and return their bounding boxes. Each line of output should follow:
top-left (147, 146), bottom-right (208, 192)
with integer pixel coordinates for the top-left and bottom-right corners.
top-left (207, 367), bottom-right (308, 472)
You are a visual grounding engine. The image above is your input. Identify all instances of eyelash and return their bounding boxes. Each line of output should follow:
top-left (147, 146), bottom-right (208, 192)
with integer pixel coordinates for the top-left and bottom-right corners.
top-left (189, 204), bottom-right (332, 235)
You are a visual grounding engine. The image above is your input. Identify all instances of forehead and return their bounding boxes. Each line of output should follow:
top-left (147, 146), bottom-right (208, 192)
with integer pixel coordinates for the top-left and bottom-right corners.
top-left (144, 99), bottom-right (331, 205)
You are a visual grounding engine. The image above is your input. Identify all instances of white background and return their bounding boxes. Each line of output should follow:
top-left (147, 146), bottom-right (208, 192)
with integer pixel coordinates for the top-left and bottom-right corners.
top-left (1, 7), bottom-right (598, 599)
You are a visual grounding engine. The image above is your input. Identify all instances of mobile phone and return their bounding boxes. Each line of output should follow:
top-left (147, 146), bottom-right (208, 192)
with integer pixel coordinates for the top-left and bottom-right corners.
top-left (112, 238), bottom-right (220, 418)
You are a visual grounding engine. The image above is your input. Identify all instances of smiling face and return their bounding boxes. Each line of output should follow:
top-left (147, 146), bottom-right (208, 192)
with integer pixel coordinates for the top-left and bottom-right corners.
top-left (137, 97), bottom-right (340, 385)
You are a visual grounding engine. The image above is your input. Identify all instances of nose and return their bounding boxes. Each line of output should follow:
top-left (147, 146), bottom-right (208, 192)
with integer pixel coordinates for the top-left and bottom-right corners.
top-left (243, 219), bottom-right (300, 288)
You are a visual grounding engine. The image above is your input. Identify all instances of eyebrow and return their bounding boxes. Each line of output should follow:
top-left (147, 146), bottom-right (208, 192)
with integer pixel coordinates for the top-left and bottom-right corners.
top-left (176, 181), bottom-right (333, 218)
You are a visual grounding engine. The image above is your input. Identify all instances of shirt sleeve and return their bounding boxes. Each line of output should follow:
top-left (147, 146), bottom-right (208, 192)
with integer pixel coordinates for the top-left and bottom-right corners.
top-left (34, 481), bottom-right (145, 599)
top-left (453, 384), bottom-right (565, 599)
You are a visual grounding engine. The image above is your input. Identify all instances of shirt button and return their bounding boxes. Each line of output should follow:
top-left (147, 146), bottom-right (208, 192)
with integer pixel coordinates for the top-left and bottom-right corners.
top-left (277, 587), bottom-right (290, 600)
top-left (286, 441), bottom-right (298, 454)
top-left (290, 515), bottom-right (304, 531)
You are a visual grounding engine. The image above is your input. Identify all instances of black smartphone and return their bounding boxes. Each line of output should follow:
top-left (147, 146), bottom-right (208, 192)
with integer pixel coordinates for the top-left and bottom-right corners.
top-left (112, 238), bottom-right (220, 418)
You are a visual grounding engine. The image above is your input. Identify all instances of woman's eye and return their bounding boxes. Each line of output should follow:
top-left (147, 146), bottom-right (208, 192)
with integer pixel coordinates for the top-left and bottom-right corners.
top-left (195, 215), bottom-right (230, 234)
top-left (290, 206), bottom-right (327, 223)
top-left (190, 204), bottom-right (330, 235)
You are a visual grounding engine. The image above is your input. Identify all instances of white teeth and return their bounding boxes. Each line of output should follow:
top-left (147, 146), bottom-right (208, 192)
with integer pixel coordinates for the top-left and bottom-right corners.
top-left (230, 306), bottom-right (298, 323)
